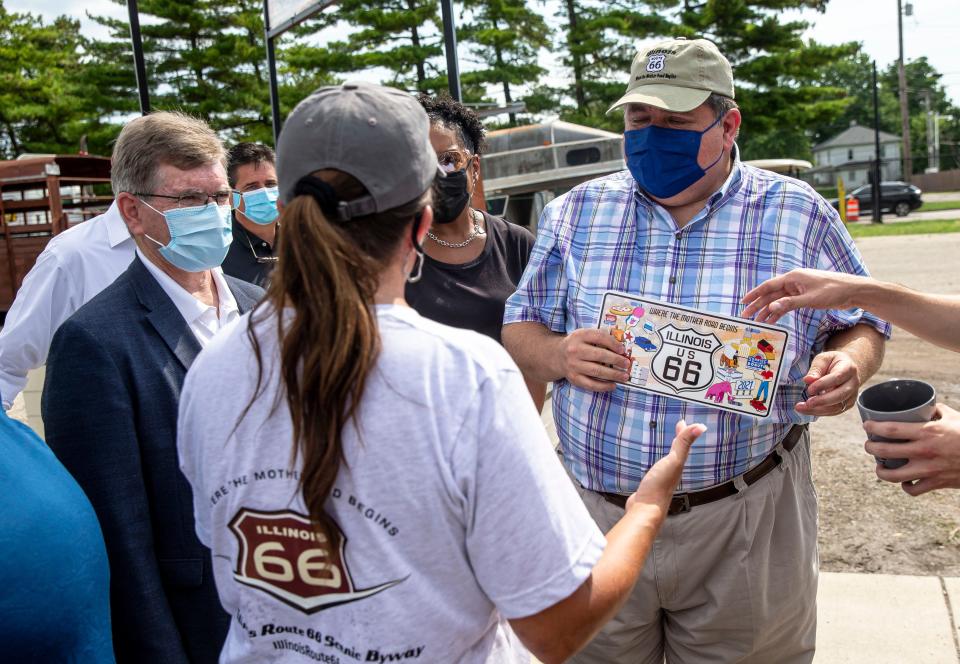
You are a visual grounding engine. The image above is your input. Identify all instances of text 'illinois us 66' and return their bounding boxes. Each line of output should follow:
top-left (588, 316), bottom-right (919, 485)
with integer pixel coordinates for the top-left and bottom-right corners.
top-left (595, 291), bottom-right (790, 418)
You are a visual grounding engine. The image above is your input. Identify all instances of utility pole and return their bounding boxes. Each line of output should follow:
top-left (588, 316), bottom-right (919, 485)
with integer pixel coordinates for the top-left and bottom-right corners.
top-left (872, 61), bottom-right (883, 222)
top-left (897, 0), bottom-right (912, 182)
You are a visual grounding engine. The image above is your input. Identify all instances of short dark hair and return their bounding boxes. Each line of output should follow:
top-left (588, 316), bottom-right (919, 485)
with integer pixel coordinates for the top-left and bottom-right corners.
top-left (227, 142), bottom-right (276, 187)
top-left (416, 94), bottom-right (486, 156)
top-left (706, 93), bottom-right (738, 119)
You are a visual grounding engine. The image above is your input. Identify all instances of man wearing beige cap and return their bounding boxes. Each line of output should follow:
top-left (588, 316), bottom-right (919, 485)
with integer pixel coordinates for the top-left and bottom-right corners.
top-left (504, 38), bottom-right (888, 662)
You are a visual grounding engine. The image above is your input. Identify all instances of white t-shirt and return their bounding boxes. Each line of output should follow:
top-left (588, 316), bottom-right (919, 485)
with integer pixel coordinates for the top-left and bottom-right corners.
top-left (178, 304), bottom-right (605, 664)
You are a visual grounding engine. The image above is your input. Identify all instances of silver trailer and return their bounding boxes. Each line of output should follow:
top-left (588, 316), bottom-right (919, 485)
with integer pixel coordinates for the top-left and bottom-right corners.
top-left (482, 121), bottom-right (625, 233)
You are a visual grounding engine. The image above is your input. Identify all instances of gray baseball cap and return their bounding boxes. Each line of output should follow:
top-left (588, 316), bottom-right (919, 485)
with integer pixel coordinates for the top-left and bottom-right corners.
top-left (276, 82), bottom-right (439, 218)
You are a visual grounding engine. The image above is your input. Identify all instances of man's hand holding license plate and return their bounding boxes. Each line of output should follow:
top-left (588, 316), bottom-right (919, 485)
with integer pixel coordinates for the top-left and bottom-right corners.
top-left (591, 292), bottom-right (790, 418)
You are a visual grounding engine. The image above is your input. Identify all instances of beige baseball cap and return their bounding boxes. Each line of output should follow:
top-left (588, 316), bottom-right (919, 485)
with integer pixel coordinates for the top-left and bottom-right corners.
top-left (608, 37), bottom-right (734, 114)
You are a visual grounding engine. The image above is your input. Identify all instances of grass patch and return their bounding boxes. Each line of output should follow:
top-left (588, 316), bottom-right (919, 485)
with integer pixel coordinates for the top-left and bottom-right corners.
top-left (846, 219), bottom-right (960, 238)
top-left (816, 187), bottom-right (838, 199)
top-left (918, 200), bottom-right (960, 212)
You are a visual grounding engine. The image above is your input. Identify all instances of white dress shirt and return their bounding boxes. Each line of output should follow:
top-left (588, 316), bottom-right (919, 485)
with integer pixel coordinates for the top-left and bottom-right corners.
top-left (0, 202), bottom-right (136, 409)
top-left (137, 249), bottom-right (239, 348)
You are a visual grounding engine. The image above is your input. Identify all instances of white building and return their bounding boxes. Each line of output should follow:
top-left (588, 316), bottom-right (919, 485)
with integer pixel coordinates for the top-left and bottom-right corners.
top-left (808, 123), bottom-right (902, 188)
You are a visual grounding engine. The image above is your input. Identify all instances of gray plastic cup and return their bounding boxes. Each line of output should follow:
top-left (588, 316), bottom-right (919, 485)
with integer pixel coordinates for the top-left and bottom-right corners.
top-left (856, 379), bottom-right (937, 469)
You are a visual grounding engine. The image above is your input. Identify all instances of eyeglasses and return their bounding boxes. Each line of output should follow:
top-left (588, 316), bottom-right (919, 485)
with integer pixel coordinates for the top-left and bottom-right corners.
top-left (438, 150), bottom-right (473, 173)
top-left (135, 191), bottom-right (232, 208)
top-left (244, 231), bottom-right (278, 264)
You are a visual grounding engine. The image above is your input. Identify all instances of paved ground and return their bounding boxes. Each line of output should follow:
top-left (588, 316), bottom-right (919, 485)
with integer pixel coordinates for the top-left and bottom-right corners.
top-left (921, 191), bottom-right (960, 203)
top-left (814, 234), bottom-right (960, 578)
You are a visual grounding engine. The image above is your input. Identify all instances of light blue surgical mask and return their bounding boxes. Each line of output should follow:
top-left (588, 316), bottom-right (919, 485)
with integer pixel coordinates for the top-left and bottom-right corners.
top-left (624, 113), bottom-right (725, 199)
top-left (232, 187), bottom-right (279, 225)
top-left (141, 200), bottom-right (233, 272)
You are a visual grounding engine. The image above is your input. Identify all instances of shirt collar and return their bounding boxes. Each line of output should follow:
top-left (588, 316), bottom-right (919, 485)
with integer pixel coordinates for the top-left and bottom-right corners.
top-left (232, 217), bottom-right (274, 250)
top-left (136, 248), bottom-right (238, 326)
top-left (106, 201), bottom-right (135, 248)
top-left (707, 143), bottom-right (743, 209)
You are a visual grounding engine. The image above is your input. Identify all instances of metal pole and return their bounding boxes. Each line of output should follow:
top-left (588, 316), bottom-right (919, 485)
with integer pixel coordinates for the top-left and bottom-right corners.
top-left (263, 0), bottom-right (282, 145)
top-left (439, 0), bottom-right (462, 101)
top-left (872, 61), bottom-right (883, 223)
top-left (127, 0), bottom-right (150, 114)
top-left (897, 0), bottom-right (912, 182)
top-left (923, 89), bottom-right (936, 172)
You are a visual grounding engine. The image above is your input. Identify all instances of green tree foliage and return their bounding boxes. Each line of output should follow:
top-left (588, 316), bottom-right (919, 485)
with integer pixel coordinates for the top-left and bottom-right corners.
top-left (675, 0), bottom-right (858, 160)
top-left (547, 0), bottom-right (676, 131)
top-left (84, 0), bottom-right (338, 145)
top-left (314, 0), bottom-right (446, 93)
top-left (812, 51), bottom-right (901, 143)
top-left (882, 56), bottom-right (960, 171)
top-left (0, 6), bottom-right (92, 157)
top-left (812, 54), bottom-right (960, 172)
top-left (541, 0), bottom-right (859, 151)
top-left (458, 0), bottom-right (551, 124)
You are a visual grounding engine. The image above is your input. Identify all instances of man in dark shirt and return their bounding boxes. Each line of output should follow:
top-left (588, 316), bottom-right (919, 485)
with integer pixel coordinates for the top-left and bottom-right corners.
top-left (221, 142), bottom-right (278, 287)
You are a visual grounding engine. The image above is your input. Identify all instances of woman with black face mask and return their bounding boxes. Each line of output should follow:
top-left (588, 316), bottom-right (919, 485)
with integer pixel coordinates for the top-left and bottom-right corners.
top-left (407, 95), bottom-right (546, 409)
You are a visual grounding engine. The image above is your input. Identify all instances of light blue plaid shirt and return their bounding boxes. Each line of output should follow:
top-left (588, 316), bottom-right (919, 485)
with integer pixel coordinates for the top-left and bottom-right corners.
top-left (504, 155), bottom-right (891, 492)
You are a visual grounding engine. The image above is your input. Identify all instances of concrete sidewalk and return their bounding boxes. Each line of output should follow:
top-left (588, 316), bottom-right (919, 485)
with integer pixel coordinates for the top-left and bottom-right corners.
top-left (817, 572), bottom-right (959, 662)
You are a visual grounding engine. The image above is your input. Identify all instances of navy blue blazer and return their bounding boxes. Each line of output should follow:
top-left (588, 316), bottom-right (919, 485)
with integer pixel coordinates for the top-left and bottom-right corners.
top-left (43, 257), bottom-right (264, 664)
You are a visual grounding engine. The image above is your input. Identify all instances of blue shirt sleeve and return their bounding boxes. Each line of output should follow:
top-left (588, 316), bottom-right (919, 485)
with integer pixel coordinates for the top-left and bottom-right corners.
top-left (503, 199), bottom-right (569, 334)
top-left (810, 200), bottom-right (893, 343)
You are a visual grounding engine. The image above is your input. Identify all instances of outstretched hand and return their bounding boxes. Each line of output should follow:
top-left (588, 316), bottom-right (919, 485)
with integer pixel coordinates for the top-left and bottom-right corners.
top-left (741, 268), bottom-right (866, 324)
top-left (628, 420), bottom-right (706, 515)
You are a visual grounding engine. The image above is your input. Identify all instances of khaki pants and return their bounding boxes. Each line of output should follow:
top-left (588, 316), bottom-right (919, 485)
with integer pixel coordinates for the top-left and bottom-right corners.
top-left (567, 433), bottom-right (818, 664)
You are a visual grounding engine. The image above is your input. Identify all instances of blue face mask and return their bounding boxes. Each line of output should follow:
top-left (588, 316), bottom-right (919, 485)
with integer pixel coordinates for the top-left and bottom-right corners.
top-left (232, 186), bottom-right (280, 225)
top-left (141, 200), bottom-right (233, 272)
top-left (624, 114), bottom-right (725, 199)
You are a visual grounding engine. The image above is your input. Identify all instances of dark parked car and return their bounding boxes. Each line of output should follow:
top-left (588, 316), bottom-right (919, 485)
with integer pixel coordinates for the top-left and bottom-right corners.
top-left (828, 181), bottom-right (923, 217)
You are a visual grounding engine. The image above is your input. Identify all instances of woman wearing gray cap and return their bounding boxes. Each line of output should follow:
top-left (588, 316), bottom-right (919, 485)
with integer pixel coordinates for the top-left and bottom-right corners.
top-left (176, 82), bottom-right (705, 663)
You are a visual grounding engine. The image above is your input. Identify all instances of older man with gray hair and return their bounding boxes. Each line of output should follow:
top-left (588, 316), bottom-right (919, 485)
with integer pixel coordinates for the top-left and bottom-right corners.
top-left (42, 111), bottom-right (263, 663)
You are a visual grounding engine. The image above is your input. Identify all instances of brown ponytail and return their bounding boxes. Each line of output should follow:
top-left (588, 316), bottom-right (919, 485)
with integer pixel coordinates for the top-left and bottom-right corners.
top-left (246, 169), bottom-right (429, 547)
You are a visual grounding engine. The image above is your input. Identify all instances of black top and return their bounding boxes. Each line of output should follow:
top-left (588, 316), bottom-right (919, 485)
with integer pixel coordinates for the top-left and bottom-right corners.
top-left (221, 219), bottom-right (276, 288)
top-left (406, 212), bottom-right (535, 344)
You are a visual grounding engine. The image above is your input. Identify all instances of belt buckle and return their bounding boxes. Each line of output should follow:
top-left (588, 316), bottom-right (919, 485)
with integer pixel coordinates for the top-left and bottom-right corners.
top-left (669, 493), bottom-right (691, 516)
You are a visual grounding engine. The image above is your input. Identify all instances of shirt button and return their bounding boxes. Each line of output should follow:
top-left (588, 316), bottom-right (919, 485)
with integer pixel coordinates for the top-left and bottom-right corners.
top-left (669, 276), bottom-right (677, 284)
top-left (261, 242), bottom-right (268, 247)
top-left (649, 421), bottom-right (657, 428)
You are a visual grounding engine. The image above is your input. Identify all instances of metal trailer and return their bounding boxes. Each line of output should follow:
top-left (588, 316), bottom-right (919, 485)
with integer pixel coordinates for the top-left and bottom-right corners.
top-left (481, 121), bottom-right (626, 233)
top-left (0, 155), bottom-right (113, 313)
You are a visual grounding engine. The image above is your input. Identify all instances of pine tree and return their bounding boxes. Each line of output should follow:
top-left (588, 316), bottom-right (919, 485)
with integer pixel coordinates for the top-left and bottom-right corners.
top-left (0, 7), bottom-right (91, 157)
top-left (83, 0), bottom-right (338, 145)
top-left (329, 0), bottom-right (446, 93)
top-left (675, 0), bottom-right (859, 159)
top-left (551, 0), bottom-right (677, 131)
top-left (458, 0), bottom-right (551, 124)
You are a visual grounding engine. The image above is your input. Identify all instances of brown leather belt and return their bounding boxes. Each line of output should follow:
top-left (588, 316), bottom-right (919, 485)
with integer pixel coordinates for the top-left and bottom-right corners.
top-left (598, 424), bottom-right (807, 516)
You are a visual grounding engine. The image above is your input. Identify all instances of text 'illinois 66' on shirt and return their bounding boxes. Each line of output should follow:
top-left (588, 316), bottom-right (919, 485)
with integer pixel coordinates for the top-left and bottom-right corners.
top-left (177, 304), bottom-right (605, 663)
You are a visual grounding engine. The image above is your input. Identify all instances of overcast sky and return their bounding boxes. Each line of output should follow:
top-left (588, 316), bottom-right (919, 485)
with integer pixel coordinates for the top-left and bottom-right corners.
top-left (12, 0), bottom-right (960, 106)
